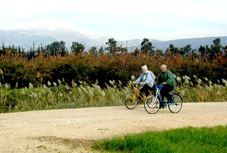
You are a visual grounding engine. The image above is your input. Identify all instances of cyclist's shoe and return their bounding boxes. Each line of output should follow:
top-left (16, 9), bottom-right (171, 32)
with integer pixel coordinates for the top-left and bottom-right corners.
top-left (168, 97), bottom-right (174, 103)
top-left (159, 104), bottom-right (165, 109)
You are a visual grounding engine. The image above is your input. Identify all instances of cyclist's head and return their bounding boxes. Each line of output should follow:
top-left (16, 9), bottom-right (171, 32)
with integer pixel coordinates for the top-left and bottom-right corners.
top-left (160, 64), bottom-right (167, 72)
top-left (141, 65), bottom-right (148, 73)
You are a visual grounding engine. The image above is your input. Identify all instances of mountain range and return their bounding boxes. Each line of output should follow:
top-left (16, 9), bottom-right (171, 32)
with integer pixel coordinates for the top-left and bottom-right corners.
top-left (0, 28), bottom-right (227, 51)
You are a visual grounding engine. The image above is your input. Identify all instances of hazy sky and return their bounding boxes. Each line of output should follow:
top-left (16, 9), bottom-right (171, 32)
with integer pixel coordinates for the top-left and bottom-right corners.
top-left (1, 0), bottom-right (227, 40)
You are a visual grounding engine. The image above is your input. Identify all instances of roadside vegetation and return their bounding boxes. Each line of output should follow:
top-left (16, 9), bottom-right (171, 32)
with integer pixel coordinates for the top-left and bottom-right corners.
top-left (0, 75), bottom-right (226, 113)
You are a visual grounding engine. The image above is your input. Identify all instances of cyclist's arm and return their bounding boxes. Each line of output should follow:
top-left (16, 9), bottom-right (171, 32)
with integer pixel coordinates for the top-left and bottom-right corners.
top-left (134, 74), bottom-right (142, 84)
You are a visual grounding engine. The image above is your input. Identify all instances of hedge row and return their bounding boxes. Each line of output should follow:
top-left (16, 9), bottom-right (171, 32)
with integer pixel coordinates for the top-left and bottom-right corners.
top-left (0, 52), bottom-right (226, 88)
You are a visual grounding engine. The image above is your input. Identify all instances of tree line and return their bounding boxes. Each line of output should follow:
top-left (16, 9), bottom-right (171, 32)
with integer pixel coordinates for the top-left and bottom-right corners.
top-left (0, 37), bottom-right (226, 61)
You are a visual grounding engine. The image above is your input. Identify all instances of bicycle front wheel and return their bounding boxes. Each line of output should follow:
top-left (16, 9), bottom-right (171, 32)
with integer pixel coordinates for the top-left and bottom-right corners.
top-left (144, 94), bottom-right (160, 114)
top-left (125, 91), bottom-right (138, 110)
top-left (168, 94), bottom-right (183, 113)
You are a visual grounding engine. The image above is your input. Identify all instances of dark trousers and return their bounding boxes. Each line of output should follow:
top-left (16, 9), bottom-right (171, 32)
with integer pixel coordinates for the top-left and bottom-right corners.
top-left (138, 84), bottom-right (153, 100)
top-left (160, 85), bottom-right (174, 102)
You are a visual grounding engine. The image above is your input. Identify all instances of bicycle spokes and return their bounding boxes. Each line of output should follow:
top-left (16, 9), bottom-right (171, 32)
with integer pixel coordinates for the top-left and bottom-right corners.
top-left (168, 94), bottom-right (183, 113)
top-left (125, 91), bottom-right (138, 110)
top-left (144, 94), bottom-right (160, 114)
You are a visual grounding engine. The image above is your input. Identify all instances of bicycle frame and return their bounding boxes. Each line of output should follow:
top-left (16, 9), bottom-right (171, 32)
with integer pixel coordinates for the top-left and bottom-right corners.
top-left (144, 84), bottom-right (183, 114)
top-left (132, 83), bottom-right (146, 101)
top-left (153, 84), bottom-right (180, 106)
top-left (149, 84), bottom-right (162, 105)
top-left (152, 88), bottom-right (159, 104)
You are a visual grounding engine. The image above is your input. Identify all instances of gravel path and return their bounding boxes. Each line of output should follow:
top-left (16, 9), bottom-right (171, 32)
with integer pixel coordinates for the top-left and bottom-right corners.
top-left (0, 102), bottom-right (227, 153)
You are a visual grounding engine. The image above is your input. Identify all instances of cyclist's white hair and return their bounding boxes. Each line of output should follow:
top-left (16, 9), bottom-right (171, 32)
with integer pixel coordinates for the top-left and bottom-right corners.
top-left (141, 65), bottom-right (148, 70)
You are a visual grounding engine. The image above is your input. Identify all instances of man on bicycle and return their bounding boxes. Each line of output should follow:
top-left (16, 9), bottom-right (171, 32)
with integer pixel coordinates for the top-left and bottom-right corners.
top-left (155, 64), bottom-right (175, 108)
top-left (134, 65), bottom-right (155, 102)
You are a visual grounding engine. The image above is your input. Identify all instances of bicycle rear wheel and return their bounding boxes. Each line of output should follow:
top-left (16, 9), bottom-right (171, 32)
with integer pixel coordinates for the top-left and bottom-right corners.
top-left (125, 91), bottom-right (138, 110)
top-left (168, 94), bottom-right (183, 113)
top-left (144, 94), bottom-right (160, 114)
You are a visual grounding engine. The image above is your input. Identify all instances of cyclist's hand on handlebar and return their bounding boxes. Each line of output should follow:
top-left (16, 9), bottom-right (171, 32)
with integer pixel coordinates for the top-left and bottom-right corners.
top-left (141, 82), bottom-right (146, 85)
top-left (162, 82), bottom-right (167, 85)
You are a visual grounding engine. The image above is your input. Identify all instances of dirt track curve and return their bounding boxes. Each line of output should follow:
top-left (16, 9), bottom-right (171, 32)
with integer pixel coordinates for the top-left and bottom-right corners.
top-left (0, 102), bottom-right (227, 153)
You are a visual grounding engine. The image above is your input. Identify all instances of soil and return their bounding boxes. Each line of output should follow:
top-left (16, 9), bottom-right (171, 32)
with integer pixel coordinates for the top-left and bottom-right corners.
top-left (0, 102), bottom-right (227, 153)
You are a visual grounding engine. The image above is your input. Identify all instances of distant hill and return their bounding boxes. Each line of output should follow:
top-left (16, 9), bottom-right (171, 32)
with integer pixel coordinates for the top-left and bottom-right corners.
top-left (152, 37), bottom-right (227, 51)
top-left (0, 28), bottom-right (226, 51)
top-left (0, 29), bottom-right (56, 49)
top-left (0, 28), bottom-right (110, 50)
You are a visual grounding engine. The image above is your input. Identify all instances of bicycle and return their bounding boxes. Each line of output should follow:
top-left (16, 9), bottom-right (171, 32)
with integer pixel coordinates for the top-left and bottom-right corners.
top-left (144, 84), bottom-right (183, 114)
top-left (125, 83), bottom-right (147, 110)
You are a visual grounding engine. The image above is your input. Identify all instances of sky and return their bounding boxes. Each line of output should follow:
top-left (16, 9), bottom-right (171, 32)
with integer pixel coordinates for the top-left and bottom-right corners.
top-left (1, 0), bottom-right (227, 41)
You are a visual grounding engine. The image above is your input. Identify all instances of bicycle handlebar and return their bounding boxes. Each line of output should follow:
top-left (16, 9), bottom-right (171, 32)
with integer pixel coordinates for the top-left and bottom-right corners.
top-left (155, 84), bottom-right (163, 90)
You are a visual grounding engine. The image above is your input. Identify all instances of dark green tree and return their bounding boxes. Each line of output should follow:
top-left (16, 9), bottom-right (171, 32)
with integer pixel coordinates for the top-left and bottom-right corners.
top-left (118, 45), bottom-right (128, 53)
top-left (90, 46), bottom-right (97, 54)
top-left (133, 48), bottom-right (140, 56)
top-left (99, 46), bottom-right (104, 54)
top-left (183, 44), bottom-right (192, 55)
top-left (59, 41), bottom-right (66, 56)
top-left (212, 38), bottom-right (222, 56)
top-left (205, 45), bottom-right (211, 54)
top-left (169, 44), bottom-right (179, 55)
top-left (213, 38), bottom-right (221, 46)
top-left (141, 38), bottom-right (155, 54)
top-left (37, 43), bottom-right (45, 55)
top-left (71, 42), bottom-right (85, 55)
top-left (106, 38), bottom-right (117, 53)
top-left (45, 41), bottom-right (66, 56)
top-left (0, 43), bottom-right (6, 55)
top-left (155, 49), bottom-right (164, 56)
top-left (17, 45), bottom-right (22, 54)
top-left (198, 45), bottom-right (206, 56)
top-left (205, 38), bottom-right (222, 60)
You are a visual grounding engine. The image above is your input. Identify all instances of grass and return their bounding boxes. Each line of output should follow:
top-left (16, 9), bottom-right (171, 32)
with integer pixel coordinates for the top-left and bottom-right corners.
top-left (0, 81), bottom-right (127, 113)
top-left (0, 77), bottom-right (227, 113)
top-left (92, 125), bottom-right (227, 153)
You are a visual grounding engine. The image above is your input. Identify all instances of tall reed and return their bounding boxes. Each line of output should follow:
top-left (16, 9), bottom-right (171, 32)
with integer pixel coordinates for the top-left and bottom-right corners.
top-left (0, 76), bottom-right (226, 113)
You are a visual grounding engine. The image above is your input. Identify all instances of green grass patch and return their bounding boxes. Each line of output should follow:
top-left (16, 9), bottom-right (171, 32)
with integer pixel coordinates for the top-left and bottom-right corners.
top-left (93, 125), bottom-right (227, 153)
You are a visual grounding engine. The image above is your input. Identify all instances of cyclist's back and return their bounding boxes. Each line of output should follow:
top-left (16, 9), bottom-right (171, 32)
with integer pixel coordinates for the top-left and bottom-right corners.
top-left (134, 65), bottom-right (155, 101)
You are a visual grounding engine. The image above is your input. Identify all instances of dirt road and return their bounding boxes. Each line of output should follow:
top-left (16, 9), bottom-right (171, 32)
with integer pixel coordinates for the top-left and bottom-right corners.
top-left (0, 102), bottom-right (227, 153)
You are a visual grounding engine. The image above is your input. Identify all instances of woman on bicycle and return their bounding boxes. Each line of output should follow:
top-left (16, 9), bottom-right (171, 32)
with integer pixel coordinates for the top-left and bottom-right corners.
top-left (134, 65), bottom-right (155, 102)
top-left (155, 64), bottom-right (175, 107)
